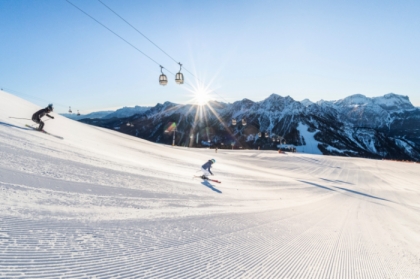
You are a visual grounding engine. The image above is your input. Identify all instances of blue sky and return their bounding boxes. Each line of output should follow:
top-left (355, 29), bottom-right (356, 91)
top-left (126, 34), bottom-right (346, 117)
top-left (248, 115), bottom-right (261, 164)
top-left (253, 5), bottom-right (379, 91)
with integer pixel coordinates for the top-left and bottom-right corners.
top-left (1, 0), bottom-right (419, 113)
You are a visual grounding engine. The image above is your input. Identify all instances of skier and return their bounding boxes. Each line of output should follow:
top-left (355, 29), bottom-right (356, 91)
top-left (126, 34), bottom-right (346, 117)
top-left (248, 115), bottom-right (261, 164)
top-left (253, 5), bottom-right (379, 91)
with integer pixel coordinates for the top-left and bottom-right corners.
top-left (32, 104), bottom-right (54, 131)
top-left (201, 159), bottom-right (216, 179)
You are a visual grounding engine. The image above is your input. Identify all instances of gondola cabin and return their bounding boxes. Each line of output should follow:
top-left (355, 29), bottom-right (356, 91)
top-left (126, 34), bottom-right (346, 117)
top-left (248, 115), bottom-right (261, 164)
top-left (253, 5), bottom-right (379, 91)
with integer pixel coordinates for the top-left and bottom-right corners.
top-left (175, 62), bottom-right (184, 84)
top-left (159, 74), bottom-right (168, 86)
top-left (159, 66), bottom-right (168, 86)
top-left (175, 72), bottom-right (184, 84)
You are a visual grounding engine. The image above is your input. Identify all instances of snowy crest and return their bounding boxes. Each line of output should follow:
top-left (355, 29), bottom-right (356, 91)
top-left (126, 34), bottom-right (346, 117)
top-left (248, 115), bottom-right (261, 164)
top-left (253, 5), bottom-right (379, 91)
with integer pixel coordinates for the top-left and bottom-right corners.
top-left (300, 99), bottom-right (314, 107)
top-left (104, 105), bottom-right (151, 119)
top-left (372, 93), bottom-right (413, 111)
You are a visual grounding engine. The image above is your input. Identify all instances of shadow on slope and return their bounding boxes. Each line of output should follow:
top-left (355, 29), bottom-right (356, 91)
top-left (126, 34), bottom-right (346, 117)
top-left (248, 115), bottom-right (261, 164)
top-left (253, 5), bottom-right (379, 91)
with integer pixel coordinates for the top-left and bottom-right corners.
top-left (296, 157), bottom-right (341, 169)
top-left (299, 180), bottom-right (336, 191)
top-left (0, 121), bottom-right (31, 130)
top-left (334, 187), bottom-right (390, 202)
top-left (299, 179), bottom-right (390, 202)
top-left (201, 181), bottom-right (222, 194)
top-left (320, 178), bottom-right (353, 185)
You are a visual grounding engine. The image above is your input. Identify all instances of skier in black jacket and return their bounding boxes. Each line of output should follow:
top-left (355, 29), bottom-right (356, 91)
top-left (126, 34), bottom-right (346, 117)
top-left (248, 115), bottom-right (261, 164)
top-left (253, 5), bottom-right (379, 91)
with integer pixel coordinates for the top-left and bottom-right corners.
top-left (201, 159), bottom-right (216, 179)
top-left (32, 104), bottom-right (54, 131)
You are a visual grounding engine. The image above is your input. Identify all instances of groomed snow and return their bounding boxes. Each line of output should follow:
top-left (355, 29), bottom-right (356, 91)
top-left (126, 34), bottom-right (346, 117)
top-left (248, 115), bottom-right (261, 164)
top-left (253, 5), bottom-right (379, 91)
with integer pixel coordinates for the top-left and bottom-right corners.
top-left (1, 90), bottom-right (420, 278)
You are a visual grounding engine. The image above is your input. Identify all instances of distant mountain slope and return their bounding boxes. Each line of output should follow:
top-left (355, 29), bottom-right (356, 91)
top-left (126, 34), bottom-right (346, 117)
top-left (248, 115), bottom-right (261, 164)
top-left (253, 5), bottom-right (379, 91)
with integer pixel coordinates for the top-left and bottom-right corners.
top-left (79, 93), bottom-right (420, 162)
top-left (103, 106), bottom-right (151, 119)
top-left (61, 106), bottom-right (151, 120)
top-left (61, 111), bottom-right (114, 120)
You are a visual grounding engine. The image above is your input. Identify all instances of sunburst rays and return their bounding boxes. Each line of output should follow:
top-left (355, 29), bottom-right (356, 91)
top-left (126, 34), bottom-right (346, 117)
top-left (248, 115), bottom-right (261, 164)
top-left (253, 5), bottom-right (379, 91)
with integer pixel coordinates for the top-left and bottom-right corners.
top-left (157, 77), bottom-right (239, 147)
top-left (185, 80), bottom-right (238, 145)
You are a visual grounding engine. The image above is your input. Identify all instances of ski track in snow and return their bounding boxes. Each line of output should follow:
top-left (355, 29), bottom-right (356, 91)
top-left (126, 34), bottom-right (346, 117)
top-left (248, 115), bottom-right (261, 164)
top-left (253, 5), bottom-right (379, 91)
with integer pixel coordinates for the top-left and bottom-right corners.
top-left (1, 91), bottom-right (420, 278)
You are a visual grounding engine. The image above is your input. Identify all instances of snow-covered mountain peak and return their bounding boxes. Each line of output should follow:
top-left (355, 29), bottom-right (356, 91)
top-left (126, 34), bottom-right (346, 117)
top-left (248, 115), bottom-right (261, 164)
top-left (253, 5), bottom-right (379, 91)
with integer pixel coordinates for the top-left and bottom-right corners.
top-left (333, 93), bottom-right (414, 111)
top-left (300, 99), bottom-right (314, 107)
top-left (162, 101), bottom-right (176, 106)
top-left (336, 94), bottom-right (371, 106)
top-left (152, 101), bottom-right (177, 113)
top-left (61, 110), bottom-right (114, 120)
top-left (261, 94), bottom-right (297, 105)
top-left (241, 98), bottom-right (254, 104)
top-left (254, 94), bottom-right (306, 116)
top-left (232, 98), bottom-right (255, 107)
top-left (316, 99), bottom-right (333, 106)
top-left (103, 105), bottom-right (151, 119)
top-left (263, 93), bottom-right (283, 102)
top-left (372, 93), bottom-right (413, 110)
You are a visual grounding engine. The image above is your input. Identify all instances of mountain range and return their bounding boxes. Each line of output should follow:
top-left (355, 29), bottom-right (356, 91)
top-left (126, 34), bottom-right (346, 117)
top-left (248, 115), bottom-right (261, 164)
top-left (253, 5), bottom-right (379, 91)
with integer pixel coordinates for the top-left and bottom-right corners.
top-left (61, 105), bottom-right (151, 120)
top-left (73, 93), bottom-right (420, 162)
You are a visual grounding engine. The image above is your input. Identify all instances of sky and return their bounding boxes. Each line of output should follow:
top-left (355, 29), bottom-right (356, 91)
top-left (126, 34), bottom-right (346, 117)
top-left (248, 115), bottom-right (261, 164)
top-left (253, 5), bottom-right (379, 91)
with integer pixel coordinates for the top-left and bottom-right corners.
top-left (1, 0), bottom-right (420, 113)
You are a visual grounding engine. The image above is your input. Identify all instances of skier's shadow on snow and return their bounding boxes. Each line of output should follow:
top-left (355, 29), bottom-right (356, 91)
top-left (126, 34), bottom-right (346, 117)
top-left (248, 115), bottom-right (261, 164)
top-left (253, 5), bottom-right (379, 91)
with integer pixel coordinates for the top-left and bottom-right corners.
top-left (0, 122), bottom-right (30, 130)
top-left (201, 181), bottom-right (222, 194)
top-left (320, 178), bottom-right (353, 185)
top-left (299, 180), bottom-right (336, 191)
top-left (334, 187), bottom-right (390, 202)
top-left (299, 180), bottom-right (390, 202)
top-left (296, 157), bottom-right (341, 169)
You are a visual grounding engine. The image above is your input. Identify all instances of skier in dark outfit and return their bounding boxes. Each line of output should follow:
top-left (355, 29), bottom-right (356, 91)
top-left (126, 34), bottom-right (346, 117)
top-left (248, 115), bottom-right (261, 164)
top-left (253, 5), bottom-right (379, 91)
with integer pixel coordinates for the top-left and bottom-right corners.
top-left (32, 104), bottom-right (54, 131)
top-left (200, 159), bottom-right (216, 179)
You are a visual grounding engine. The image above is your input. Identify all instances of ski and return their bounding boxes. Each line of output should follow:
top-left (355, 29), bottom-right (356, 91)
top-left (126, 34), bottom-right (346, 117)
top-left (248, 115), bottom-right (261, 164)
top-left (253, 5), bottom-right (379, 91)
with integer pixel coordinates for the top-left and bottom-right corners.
top-left (208, 179), bottom-right (221, 183)
top-left (194, 175), bottom-right (221, 183)
top-left (25, 125), bottom-right (64, 140)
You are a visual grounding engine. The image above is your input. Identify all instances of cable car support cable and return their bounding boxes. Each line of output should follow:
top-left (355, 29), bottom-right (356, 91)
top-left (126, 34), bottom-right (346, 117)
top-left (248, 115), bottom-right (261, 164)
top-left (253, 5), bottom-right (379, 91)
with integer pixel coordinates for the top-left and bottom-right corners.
top-left (97, 0), bottom-right (179, 66)
top-left (95, 0), bottom-right (228, 102)
top-left (65, 0), bottom-right (174, 75)
top-left (66, 0), bottom-right (228, 102)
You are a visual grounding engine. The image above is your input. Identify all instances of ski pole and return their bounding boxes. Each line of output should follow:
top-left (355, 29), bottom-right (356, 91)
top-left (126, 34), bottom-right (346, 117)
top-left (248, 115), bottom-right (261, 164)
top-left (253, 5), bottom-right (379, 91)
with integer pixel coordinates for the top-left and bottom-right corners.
top-left (8, 117), bottom-right (32, 120)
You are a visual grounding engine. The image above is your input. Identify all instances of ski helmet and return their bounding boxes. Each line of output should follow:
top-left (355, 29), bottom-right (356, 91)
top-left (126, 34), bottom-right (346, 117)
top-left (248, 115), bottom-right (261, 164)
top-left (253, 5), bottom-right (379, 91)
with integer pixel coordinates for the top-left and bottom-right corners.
top-left (47, 104), bottom-right (53, 111)
top-left (211, 159), bottom-right (216, 163)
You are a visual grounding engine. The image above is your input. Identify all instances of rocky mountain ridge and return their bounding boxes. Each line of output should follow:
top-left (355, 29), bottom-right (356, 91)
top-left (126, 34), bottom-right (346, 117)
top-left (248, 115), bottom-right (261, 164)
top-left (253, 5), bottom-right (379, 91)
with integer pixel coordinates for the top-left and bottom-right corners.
top-left (79, 93), bottom-right (420, 162)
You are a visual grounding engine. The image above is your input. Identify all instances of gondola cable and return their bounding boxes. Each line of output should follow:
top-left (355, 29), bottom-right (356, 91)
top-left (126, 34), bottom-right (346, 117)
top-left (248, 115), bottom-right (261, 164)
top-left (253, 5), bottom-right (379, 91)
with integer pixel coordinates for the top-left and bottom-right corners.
top-left (66, 0), bottom-right (230, 103)
top-left (97, 0), bottom-right (179, 66)
top-left (0, 86), bottom-right (83, 114)
top-left (95, 0), bottom-right (228, 102)
top-left (65, 0), bottom-right (175, 76)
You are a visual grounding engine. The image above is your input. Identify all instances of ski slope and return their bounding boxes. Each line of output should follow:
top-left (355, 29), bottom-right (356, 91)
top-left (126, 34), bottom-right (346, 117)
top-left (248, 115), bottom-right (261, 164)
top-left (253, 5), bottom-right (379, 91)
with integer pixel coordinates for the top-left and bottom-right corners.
top-left (1, 90), bottom-right (420, 278)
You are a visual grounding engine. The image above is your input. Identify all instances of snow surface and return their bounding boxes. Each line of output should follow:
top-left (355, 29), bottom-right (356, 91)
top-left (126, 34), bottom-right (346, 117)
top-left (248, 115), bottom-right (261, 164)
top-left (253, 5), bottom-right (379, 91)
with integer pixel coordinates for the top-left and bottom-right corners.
top-left (1, 90), bottom-right (420, 278)
top-left (326, 145), bottom-right (357, 154)
top-left (295, 123), bottom-right (322, 154)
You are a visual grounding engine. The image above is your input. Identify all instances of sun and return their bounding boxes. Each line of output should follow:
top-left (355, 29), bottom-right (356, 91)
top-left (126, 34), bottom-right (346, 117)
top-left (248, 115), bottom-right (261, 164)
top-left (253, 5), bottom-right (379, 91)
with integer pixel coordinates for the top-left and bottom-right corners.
top-left (194, 88), bottom-right (210, 106)
top-left (183, 77), bottom-right (215, 106)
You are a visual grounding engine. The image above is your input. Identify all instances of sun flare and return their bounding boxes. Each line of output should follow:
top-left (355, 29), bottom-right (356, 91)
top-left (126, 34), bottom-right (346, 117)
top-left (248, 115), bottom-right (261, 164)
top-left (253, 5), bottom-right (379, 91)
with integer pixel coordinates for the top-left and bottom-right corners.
top-left (194, 89), bottom-right (210, 106)
top-left (184, 77), bottom-right (216, 106)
